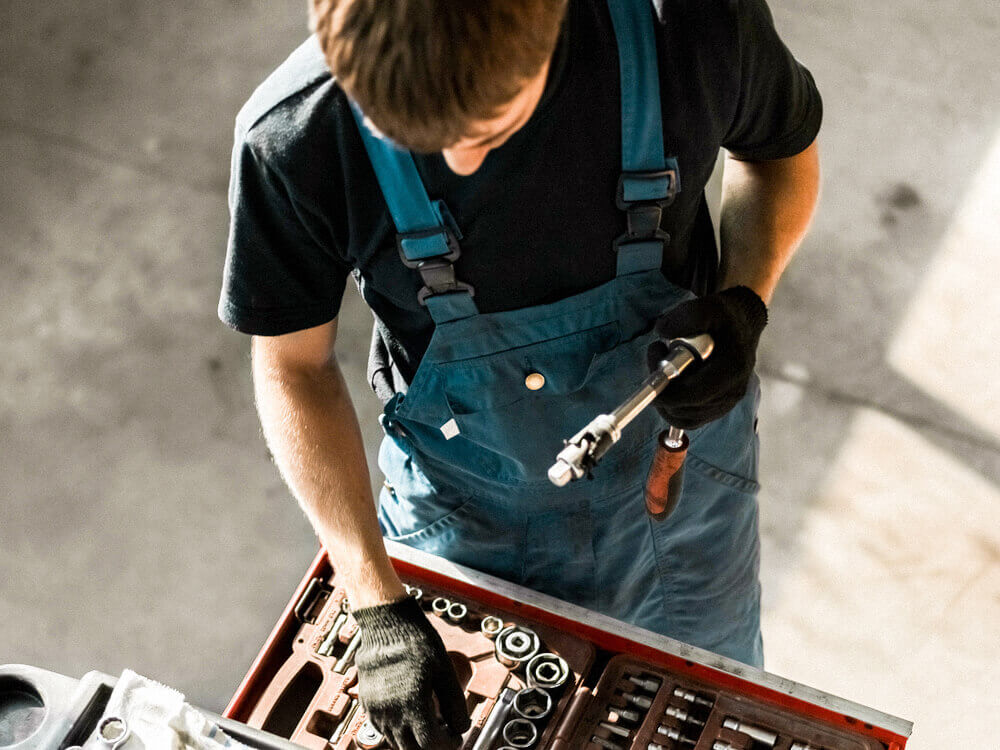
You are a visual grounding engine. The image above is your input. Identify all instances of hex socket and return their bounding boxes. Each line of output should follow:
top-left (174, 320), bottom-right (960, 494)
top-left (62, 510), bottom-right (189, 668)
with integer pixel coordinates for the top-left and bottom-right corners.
top-left (502, 718), bottom-right (538, 748)
top-left (526, 652), bottom-right (569, 689)
top-left (495, 625), bottom-right (541, 668)
top-left (513, 687), bottom-right (553, 720)
top-left (480, 615), bottom-right (505, 639)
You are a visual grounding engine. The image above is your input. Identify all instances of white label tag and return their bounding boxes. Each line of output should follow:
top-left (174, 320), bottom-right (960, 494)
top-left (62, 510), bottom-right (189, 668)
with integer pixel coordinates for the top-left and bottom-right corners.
top-left (440, 418), bottom-right (460, 440)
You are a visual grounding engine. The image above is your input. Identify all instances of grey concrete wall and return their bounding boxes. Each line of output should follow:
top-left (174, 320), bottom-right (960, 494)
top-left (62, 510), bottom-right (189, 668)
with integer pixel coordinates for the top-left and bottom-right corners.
top-left (2, 2), bottom-right (998, 747)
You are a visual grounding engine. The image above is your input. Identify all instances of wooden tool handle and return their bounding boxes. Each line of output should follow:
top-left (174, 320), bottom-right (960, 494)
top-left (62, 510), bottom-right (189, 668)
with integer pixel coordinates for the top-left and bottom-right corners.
top-left (644, 430), bottom-right (689, 520)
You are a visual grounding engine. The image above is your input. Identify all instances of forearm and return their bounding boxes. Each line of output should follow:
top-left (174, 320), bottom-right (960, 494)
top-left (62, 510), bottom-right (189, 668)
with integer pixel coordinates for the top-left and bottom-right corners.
top-left (252, 344), bottom-right (405, 608)
top-left (718, 139), bottom-right (820, 303)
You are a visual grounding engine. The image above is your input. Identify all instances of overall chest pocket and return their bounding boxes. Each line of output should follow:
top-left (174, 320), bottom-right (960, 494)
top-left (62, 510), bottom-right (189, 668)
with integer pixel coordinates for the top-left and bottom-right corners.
top-left (440, 322), bottom-right (621, 416)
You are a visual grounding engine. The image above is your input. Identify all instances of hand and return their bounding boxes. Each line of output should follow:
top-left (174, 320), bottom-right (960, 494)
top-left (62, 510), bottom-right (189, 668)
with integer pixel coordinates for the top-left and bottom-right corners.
top-left (646, 286), bottom-right (767, 429)
top-left (352, 597), bottom-right (471, 749)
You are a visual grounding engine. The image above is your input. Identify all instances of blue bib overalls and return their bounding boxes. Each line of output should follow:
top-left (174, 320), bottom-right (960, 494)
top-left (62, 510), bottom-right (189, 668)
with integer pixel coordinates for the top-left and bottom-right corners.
top-left (350, 0), bottom-right (764, 667)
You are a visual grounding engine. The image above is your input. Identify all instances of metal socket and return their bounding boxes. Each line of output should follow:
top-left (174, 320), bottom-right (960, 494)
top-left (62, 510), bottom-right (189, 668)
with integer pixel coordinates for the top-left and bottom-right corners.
top-left (619, 691), bottom-right (652, 709)
top-left (431, 597), bottom-right (451, 617)
top-left (403, 584), bottom-right (423, 601)
top-left (513, 687), bottom-right (552, 720)
top-left (665, 705), bottom-right (704, 726)
top-left (590, 736), bottom-right (623, 750)
top-left (355, 718), bottom-right (385, 748)
top-left (480, 615), bottom-right (505, 639)
top-left (598, 721), bottom-right (630, 739)
top-left (626, 674), bottom-right (661, 693)
top-left (722, 717), bottom-right (777, 746)
top-left (446, 601), bottom-right (468, 623)
top-left (673, 687), bottom-right (713, 707)
top-left (495, 625), bottom-right (541, 668)
top-left (526, 652), bottom-right (570, 690)
top-left (607, 706), bottom-right (641, 724)
top-left (502, 718), bottom-right (538, 748)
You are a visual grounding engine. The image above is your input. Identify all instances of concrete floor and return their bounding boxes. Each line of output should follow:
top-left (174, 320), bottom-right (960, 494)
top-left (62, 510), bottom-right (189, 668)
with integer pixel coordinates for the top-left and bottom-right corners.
top-left (1, 1), bottom-right (997, 747)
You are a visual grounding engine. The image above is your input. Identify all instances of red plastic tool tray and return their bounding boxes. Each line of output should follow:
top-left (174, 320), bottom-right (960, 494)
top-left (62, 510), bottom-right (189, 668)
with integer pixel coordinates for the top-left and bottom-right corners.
top-left (224, 540), bottom-right (912, 750)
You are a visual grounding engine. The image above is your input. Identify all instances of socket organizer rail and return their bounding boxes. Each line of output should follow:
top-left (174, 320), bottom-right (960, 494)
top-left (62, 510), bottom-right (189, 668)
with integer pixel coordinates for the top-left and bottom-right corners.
top-left (225, 541), bottom-right (912, 750)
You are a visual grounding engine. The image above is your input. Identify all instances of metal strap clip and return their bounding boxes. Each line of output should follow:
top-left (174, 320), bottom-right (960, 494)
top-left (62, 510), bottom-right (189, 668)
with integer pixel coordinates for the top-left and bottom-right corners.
top-left (395, 225), bottom-right (475, 305)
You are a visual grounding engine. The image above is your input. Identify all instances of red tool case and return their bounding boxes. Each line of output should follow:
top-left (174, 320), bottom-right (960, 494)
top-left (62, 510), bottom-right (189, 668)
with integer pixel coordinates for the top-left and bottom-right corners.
top-left (224, 541), bottom-right (912, 750)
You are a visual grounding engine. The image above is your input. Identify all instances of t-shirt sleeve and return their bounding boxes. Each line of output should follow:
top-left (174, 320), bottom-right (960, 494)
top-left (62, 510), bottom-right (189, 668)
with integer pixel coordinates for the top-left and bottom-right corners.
top-left (722, 0), bottom-right (822, 160)
top-left (218, 128), bottom-right (350, 336)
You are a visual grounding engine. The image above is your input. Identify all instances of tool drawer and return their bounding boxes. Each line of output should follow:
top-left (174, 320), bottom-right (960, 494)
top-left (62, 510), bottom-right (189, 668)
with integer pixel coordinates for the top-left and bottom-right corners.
top-left (224, 542), bottom-right (911, 750)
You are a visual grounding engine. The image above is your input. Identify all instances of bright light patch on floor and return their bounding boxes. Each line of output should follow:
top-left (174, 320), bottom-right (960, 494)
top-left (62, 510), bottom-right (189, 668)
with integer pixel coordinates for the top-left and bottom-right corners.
top-left (762, 408), bottom-right (1000, 749)
top-left (887, 127), bottom-right (1000, 437)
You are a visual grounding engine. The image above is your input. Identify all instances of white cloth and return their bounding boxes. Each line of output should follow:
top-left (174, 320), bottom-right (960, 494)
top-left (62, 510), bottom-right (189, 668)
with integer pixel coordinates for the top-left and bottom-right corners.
top-left (83, 670), bottom-right (250, 750)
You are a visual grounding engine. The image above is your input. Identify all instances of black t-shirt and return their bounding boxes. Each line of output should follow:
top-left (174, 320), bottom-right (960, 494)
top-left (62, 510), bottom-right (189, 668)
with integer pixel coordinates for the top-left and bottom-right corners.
top-left (219, 0), bottom-right (821, 400)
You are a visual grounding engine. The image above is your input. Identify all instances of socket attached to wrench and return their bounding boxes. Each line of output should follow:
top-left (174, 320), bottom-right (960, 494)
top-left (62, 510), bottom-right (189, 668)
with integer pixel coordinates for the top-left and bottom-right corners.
top-left (548, 334), bottom-right (713, 487)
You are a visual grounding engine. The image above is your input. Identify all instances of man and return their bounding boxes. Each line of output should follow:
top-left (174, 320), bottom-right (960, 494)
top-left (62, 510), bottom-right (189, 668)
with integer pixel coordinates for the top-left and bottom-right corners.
top-left (220, 0), bottom-right (821, 747)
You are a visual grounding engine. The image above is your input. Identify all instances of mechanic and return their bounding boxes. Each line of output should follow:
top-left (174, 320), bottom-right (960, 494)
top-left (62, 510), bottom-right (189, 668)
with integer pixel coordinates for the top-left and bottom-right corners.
top-left (219, 0), bottom-right (821, 747)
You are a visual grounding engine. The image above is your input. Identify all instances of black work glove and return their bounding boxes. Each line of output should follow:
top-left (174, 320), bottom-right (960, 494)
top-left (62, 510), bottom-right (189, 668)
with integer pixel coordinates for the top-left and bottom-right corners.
top-left (353, 596), bottom-right (470, 750)
top-left (646, 285), bottom-right (767, 430)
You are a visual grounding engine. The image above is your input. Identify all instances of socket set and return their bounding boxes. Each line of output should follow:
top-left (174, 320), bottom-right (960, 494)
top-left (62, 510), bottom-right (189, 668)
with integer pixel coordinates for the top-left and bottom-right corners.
top-left (225, 544), bottom-right (911, 750)
top-left (240, 572), bottom-right (593, 750)
top-left (573, 656), bottom-right (885, 750)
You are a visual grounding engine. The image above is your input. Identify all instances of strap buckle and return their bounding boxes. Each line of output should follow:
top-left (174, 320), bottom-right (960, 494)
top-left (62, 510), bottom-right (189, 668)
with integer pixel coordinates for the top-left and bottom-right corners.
top-left (613, 166), bottom-right (679, 255)
top-left (395, 226), bottom-right (460, 268)
top-left (615, 167), bottom-right (680, 210)
top-left (414, 259), bottom-right (476, 305)
top-left (395, 226), bottom-right (475, 305)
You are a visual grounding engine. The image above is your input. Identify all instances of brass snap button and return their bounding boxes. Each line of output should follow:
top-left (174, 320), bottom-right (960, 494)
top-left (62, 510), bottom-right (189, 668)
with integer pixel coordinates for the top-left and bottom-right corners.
top-left (525, 372), bottom-right (545, 391)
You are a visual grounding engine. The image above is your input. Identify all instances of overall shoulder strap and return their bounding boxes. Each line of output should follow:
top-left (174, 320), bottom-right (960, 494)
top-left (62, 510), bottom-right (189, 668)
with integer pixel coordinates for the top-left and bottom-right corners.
top-left (349, 104), bottom-right (478, 324)
top-left (606, 0), bottom-right (681, 276)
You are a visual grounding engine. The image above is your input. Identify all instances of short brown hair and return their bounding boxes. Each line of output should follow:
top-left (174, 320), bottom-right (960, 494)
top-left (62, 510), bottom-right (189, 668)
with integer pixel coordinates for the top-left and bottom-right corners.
top-left (310, 0), bottom-right (567, 152)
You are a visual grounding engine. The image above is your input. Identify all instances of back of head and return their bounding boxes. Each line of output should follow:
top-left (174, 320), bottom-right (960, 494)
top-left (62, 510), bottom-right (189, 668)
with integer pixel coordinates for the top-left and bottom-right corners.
top-left (310, 0), bottom-right (568, 153)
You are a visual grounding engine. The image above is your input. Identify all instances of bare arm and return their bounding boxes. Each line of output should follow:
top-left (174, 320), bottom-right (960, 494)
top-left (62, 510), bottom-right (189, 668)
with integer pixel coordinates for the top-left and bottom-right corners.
top-left (719, 138), bottom-right (821, 303)
top-left (252, 319), bottom-right (405, 608)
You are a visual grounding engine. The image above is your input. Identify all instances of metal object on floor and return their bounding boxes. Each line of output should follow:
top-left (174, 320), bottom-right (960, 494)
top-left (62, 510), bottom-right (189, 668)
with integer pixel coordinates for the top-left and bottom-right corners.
top-left (495, 625), bottom-right (541, 669)
top-left (501, 717), bottom-right (538, 748)
top-left (526, 653), bottom-right (569, 690)
top-left (446, 601), bottom-right (468, 623)
top-left (548, 334), bottom-right (713, 486)
top-left (723, 716), bottom-right (778, 746)
top-left (431, 597), bottom-right (451, 617)
top-left (470, 688), bottom-right (515, 750)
